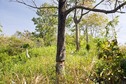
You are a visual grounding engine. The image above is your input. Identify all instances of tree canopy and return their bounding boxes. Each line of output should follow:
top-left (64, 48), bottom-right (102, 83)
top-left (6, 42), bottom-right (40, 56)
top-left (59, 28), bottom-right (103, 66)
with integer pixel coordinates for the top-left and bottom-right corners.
top-left (32, 3), bottom-right (57, 46)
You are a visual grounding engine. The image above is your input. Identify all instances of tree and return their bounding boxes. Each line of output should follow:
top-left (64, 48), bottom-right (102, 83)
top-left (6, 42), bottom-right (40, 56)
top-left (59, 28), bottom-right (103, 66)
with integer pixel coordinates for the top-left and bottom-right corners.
top-left (72, 0), bottom-right (94, 51)
top-left (32, 3), bottom-right (57, 46)
top-left (79, 13), bottom-right (108, 51)
top-left (80, 13), bottom-right (108, 37)
top-left (12, 0), bottom-right (126, 83)
top-left (105, 16), bottom-right (119, 39)
top-left (13, 30), bottom-right (44, 47)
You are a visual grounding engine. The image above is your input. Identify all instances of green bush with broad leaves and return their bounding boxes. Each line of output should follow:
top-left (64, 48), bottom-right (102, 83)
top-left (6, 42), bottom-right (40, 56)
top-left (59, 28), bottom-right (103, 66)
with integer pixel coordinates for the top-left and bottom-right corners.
top-left (90, 39), bottom-right (126, 84)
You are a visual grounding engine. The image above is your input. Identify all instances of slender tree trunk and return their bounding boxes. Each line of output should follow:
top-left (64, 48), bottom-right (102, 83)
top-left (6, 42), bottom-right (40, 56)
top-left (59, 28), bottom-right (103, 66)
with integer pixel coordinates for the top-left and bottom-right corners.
top-left (85, 25), bottom-right (90, 52)
top-left (86, 25), bottom-right (88, 44)
top-left (56, 0), bottom-right (66, 83)
top-left (74, 5), bottom-right (81, 51)
top-left (75, 23), bottom-right (80, 51)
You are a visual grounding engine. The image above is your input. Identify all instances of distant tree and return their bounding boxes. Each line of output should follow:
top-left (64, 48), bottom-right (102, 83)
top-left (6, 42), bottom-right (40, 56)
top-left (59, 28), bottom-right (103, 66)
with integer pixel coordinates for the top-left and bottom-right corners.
top-left (0, 36), bottom-right (27, 55)
top-left (105, 16), bottom-right (119, 39)
top-left (14, 30), bottom-right (45, 47)
top-left (72, 0), bottom-right (94, 51)
top-left (32, 3), bottom-right (57, 46)
top-left (14, 30), bottom-right (32, 39)
top-left (80, 13), bottom-right (108, 37)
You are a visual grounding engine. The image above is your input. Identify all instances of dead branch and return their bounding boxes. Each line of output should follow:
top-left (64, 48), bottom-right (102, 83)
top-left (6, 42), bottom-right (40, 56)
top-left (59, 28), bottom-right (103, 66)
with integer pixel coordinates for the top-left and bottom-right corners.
top-left (65, 1), bottom-right (126, 15)
top-left (12, 0), bottom-right (58, 9)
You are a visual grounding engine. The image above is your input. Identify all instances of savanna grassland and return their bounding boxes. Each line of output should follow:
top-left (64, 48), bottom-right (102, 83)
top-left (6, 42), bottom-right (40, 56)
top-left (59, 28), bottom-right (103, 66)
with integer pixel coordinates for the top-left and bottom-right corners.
top-left (0, 35), bottom-right (126, 84)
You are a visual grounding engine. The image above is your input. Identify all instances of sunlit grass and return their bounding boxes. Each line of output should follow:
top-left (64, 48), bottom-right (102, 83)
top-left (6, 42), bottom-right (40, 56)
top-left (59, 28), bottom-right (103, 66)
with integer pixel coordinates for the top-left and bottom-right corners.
top-left (1, 46), bottom-right (97, 83)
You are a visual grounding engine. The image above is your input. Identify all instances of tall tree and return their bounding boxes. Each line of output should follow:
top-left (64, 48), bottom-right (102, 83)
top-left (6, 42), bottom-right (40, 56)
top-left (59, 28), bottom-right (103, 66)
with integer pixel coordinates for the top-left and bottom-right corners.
top-left (80, 13), bottom-right (108, 37)
top-left (72, 0), bottom-right (94, 51)
top-left (13, 0), bottom-right (126, 83)
top-left (32, 3), bottom-right (57, 46)
top-left (80, 13), bottom-right (108, 51)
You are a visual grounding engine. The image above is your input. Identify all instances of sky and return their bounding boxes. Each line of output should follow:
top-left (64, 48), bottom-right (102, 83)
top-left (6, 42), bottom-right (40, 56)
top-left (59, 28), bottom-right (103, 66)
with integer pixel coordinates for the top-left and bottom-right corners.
top-left (0, 0), bottom-right (50, 34)
top-left (0, 0), bottom-right (37, 34)
top-left (0, 0), bottom-right (126, 44)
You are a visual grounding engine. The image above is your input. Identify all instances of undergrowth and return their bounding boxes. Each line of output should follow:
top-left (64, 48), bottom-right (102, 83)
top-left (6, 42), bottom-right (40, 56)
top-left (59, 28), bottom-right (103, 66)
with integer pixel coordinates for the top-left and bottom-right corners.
top-left (1, 43), bottom-right (126, 84)
top-left (0, 46), bottom-right (96, 84)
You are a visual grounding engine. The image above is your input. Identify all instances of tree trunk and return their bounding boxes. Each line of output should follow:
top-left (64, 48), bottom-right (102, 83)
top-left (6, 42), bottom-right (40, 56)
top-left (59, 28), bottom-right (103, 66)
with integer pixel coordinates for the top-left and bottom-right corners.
top-left (75, 23), bottom-right (80, 51)
top-left (86, 25), bottom-right (88, 44)
top-left (56, 0), bottom-right (66, 83)
top-left (73, 6), bottom-right (81, 51)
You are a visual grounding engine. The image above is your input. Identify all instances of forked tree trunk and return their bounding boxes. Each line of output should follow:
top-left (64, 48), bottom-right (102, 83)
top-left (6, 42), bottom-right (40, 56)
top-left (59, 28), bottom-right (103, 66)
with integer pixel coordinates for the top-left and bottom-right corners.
top-left (56, 0), bottom-right (66, 83)
top-left (73, 2), bottom-right (82, 51)
top-left (74, 7), bottom-right (80, 51)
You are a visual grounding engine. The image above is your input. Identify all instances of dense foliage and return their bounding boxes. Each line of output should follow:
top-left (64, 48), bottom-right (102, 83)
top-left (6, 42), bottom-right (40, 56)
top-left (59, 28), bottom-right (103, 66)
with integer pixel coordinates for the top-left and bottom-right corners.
top-left (0, 33), bottom-right (126, 83)
top-left (32, 3), bottom-right (57, 46)
top-left (1, 1), bottom-right (126, 83)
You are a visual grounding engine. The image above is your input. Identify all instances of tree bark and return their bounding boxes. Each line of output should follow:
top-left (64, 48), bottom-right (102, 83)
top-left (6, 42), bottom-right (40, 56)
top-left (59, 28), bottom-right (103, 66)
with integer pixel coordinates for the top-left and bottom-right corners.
top-left (86, 25), bottom-right (88, 44)
top-left (75, 23), bottom-right (80, 51)
top-left (56, 0), bottom-right (66, 83)
top-left (73, 4), bottom-right (81, 51)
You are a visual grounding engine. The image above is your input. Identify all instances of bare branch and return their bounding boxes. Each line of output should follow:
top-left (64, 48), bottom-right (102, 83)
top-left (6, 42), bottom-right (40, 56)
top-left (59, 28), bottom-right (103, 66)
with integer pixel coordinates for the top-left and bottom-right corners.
top-left (14, 0), bottom-right (58, 9)
top-left (116, 11), bottom-right (126, 13)
top-left (13, 0), bottom-right (125, 14)
top-left (73, 0), bottom-right (84, 24)
top-left (77, 9), bottom-right (83, 23)
top-left (73, 0), bottom-right (105, 25)
top-left (31, 0), bottom-right (37, 8)
top-left (82, 0), bottom-right (105, 16)
top-left (115, 0), bottom-right (118, 8)
top-left (15, 0), bottom-right (38, 8)
top-left (52, 0), bottom-right (58, 5)
top-left (65, 1), bottom-right (126, 15)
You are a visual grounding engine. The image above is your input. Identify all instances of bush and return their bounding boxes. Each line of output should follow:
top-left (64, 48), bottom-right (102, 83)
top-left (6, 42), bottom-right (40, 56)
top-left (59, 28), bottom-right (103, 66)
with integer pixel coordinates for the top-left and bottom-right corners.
top-left (0, 36), bottom-right (35, 56)
top-left (90, 39), bottom-right (126, 83)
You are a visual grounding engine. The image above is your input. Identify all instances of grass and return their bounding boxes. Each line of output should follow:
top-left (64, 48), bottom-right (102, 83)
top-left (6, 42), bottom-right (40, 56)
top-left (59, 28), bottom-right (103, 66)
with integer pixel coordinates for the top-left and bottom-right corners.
top-left (0, 45), bottom-right (98, 83)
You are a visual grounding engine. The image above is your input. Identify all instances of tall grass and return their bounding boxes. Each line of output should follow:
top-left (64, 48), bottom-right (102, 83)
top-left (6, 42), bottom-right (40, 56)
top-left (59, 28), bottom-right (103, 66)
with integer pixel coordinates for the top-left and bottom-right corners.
top-left (1, 45), bottom-right (97, 83)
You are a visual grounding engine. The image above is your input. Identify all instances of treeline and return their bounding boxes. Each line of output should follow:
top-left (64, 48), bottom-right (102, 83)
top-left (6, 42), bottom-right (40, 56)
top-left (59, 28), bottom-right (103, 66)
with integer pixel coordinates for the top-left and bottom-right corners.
top-left (1, 2), bottom-right (126, 83)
